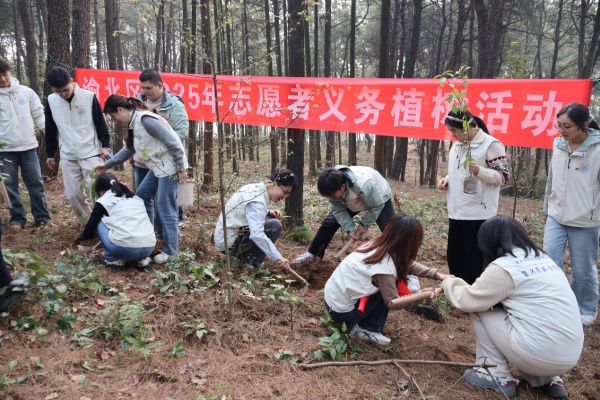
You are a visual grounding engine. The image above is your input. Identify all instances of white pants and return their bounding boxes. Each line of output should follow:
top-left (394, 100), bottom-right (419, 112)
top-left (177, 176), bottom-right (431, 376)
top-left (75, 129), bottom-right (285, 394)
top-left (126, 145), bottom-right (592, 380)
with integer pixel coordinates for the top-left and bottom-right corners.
top-left (472, 309), bottom-right (576, 387)
top-left (62, 157), bottom-right (102, 226)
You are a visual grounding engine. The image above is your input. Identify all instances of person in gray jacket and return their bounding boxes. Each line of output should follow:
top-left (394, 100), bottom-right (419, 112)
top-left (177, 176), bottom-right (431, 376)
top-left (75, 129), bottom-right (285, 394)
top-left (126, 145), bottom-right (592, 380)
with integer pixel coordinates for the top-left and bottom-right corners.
top-left (0, 59), bottom-right (51, 229)
top-left (293, 166), bottom-right (394, 263)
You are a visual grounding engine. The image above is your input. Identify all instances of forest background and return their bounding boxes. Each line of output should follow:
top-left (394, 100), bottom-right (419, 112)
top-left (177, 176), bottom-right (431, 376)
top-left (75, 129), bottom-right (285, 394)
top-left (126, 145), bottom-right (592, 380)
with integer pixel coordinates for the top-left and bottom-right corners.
top-left (1, 0), bottom-right (600, 399)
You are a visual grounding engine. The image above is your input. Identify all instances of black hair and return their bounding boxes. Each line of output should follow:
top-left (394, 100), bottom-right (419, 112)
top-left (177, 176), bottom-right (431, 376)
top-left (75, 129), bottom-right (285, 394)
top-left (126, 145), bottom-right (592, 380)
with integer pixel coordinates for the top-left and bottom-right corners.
top-left (0, 59), bottom-right (10, 73)
top-left (444, 109), bottom-right (490, 134)
top-left (139, 69), bottom-right (163, 84)
top-left (95, 173), bottom-right (135, 198)
top-left (556, 102), bottom-right (600, 131)
top-left (317, 168), bottom-right (348, 197)
top-left (103, 94), bottom-right (148, 114)
top-left (46, 66), bottom-right (72, 88)
top-left (270, 168), bottom-right (297, 190)
top-left (478, 215), bottom-right (541, 267)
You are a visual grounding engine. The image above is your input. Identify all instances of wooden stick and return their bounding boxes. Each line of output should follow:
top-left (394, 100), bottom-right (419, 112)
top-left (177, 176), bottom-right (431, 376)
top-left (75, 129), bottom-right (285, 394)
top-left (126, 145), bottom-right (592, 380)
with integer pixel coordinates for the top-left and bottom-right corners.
top-left (299, 359), bottom-right (497, 370)
top-left (283, 265), bottom-right (309, 291)
top-left (333, 239), bottom-right (355, 261)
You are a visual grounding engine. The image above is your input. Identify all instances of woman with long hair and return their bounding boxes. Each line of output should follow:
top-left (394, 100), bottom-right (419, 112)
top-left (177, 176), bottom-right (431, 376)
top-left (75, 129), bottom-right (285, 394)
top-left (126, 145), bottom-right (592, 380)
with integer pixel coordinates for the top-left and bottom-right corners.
top-left (76, 173), bottom-right (156, 269)
top-left (441, 216), bottom-right (583, 398)
top-left (324, 213), bottom-right (449, 344)
top-left (544, 102), bottom-right (600, 326)
top-left (437, 110), bottom-right (509, 284)
top-left (97, 94), bottom-right (188, 265)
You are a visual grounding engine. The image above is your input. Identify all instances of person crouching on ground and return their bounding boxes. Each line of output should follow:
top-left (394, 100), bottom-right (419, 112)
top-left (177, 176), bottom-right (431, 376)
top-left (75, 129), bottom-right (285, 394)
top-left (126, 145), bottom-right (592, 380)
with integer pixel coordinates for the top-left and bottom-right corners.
top-left (76, 174), bottom-right (156, 269)
top-left (441, 215), bottom-right (583, 399)
top-left (324, 213), bottom-right (450, 345)
top-left (213, 168), bottom-right (296, 271)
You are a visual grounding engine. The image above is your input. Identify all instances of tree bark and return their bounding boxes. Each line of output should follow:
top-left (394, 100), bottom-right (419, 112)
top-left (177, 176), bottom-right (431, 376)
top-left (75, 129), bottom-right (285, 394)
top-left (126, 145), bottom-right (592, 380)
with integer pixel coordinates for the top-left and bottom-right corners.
top-left (285, 0), bottom-right (306, 228)
top-left (17, 0), bottom-right (39, 94)
top-left (201, 0), bottom-right (214, 190)
top-left (347, 0), bottom-right (357, 166)
top-left (71, 0), bottom-right (91, 68)
top-left (472, 0), bottom-right (506, 78)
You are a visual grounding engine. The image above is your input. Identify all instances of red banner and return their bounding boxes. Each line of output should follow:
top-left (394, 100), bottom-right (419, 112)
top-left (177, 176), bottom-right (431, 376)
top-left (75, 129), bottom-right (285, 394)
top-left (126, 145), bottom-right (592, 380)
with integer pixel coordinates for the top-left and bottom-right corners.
top-left (75, 69), bottom-right (592, 149)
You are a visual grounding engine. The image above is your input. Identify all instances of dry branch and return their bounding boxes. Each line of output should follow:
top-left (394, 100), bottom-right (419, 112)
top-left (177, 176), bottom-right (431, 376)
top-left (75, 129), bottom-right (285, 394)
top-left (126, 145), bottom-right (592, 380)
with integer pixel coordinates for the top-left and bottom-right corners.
top-left (299, 359), bottom-right (496, 369)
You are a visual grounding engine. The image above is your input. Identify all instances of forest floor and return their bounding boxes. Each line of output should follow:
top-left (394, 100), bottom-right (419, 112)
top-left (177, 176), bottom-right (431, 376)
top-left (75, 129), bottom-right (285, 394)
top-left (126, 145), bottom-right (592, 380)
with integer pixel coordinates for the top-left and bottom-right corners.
top-left (0, 149), bottom-right (599, 400)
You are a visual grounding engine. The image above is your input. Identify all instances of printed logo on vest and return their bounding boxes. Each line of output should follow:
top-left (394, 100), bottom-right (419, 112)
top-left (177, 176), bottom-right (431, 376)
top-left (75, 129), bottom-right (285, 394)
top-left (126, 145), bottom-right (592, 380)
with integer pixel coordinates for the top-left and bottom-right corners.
top-left (17, 97), bottom-right (26, 106)
top-left (77, 107), bottom-right (86, 116)
top-left (576, 162), bottom-right (590, 173)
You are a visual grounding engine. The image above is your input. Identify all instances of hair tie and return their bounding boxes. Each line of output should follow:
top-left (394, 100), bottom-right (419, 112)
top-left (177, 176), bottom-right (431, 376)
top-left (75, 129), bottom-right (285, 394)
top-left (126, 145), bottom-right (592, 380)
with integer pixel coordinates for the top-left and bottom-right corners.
top-left (110, 179), bottom-right (116, 185)
top-left (445, 115), bottom-right (463, 123)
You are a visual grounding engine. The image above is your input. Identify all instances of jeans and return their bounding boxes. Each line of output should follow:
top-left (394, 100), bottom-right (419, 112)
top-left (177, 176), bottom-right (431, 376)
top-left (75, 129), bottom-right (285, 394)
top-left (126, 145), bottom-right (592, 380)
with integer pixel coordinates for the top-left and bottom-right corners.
top-left (447, 219), bottom-right (486, 285)
top-left (326, 290), bottom-right (389, 332)
top-left (96, 221), bottom-right (154, 262)
top-left (136, 170), bottom-right (179, 255)
top-left (231, 217), bottom-right (282, 265)
top-left (0, 150), bottom-right (51, 227)
top-left (308, 199), bottom-right (395, 258)
top-left (134, 165), bottom-right (184, 227)
top-left (544, 216), bottom-right (599, 318)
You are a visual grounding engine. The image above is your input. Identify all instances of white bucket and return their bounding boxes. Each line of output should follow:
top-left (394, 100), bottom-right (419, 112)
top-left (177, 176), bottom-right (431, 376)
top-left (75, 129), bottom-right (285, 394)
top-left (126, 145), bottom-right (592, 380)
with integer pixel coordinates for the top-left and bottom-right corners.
top-left (177, 181), bottom-right (194, 206)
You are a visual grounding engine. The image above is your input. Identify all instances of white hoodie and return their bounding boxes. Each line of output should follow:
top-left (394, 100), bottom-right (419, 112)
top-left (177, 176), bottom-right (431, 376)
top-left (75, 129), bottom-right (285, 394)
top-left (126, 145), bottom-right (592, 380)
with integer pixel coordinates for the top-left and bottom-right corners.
top-left (0, 76), bottom-right (44, 151)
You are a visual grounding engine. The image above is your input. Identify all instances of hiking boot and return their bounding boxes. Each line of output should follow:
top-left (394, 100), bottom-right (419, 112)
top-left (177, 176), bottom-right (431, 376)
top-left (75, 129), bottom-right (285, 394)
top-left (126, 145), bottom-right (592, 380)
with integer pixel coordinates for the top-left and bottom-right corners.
top-left (292, 252), bottom-right (316, 264)
top-left (153, 252), bottom-right (170, 264)
top-left (0, 273), bottom-right (29, 313)
top-left (409, 301), bottom-right (443, 322)
top-left (136, 257), bottom-right (153, 271)
top-left (104, 259), bottom-right (126, 267)
top-left (349, 324), bottom-right (391, 345)
top-left (407, 275), bottom-right (420, 293)
top-left (534, 377), bottom-right (568, 399)
top-left (9, 224), bottom-right (23, 231)
top-left (463, 368), bottom-right (518, 398)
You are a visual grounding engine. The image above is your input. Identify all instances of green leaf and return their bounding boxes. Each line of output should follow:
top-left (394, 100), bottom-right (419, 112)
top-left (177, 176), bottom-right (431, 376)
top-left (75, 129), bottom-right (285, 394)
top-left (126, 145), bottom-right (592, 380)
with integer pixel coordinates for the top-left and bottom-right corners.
top-left (439, 77), bottom-right (447, 87)
top-left (16, 375), bottom-right (27, 384)
top-left (37, 328), bottom-right (49, 336)
top-left (55, 283), bottom-right (67, 294)
top-left (9, 360), bottom-right (18, 370)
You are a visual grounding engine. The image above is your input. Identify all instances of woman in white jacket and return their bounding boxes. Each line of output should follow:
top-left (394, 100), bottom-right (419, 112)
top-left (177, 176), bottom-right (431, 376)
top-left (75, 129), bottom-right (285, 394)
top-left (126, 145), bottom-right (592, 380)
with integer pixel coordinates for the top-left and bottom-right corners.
top-left (437, 110), bottom-right (509, 284)
top-left (543, 102), bottom-right (600, 326)
top-left (441, 216), bottom-right (583, 399)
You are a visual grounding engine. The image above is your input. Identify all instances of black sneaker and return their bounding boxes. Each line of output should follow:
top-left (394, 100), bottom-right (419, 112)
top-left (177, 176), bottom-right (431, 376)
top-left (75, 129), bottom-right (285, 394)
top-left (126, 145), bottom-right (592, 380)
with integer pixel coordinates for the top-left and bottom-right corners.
top-left (33, 220), bottom-right (53, 229)
top-left (0, 272), bottom-right (29, 313)
top-left (534, 377), bottom-right (568, 399)
top-left (135, 257), bottom-right (153, 271)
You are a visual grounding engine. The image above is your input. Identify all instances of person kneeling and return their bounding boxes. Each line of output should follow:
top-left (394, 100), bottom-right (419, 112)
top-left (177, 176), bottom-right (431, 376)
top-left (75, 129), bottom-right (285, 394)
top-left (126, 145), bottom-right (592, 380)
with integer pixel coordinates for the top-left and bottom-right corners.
top-left (76, 174), bottom-right (156, 269)
top-left (324, 213), bottom-right (449, 345)
top-left (441, 215), bottom-right (583, 398)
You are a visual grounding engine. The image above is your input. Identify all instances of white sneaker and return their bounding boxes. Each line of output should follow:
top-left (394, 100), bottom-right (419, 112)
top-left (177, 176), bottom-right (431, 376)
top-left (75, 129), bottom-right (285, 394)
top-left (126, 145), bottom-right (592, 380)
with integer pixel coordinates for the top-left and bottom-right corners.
top-left (153, 252), bottom-right (170, 264)
top-left (292, 252), bottom-right (316, 263)
top-left (104, 259), bottom-right (125, 267)
top-left (349, 324), bottom-right (391, 345)
top-left (581, 315), bottom-right (596, 326)
top-left (407, 275), bottom-right (420, 293)
top-left (137, 257), bottom-right (152, 270)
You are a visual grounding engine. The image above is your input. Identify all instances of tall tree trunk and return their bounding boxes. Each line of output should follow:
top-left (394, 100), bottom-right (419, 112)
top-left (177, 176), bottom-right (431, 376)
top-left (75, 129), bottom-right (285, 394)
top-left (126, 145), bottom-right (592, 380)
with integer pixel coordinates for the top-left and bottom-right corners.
top-left (201, 0), bottom-right (214, 190)
top-left (581, 0), bottom-right (600, 78)
top-left (285, 0), bottom-right (306, 228)
top-left (188, 0), bottom-right (198, 172)
top-left (17, 0), bottom-right (39, 94)
top-left (264, 0), bottom-right (279, 173)
top-left (105, 0), bottom-right (119, 70)
top-left (93, 0), bottom-right (102, 69)
top-left (71, 0), bottom-right (91, 68)
top-left (324, 0), bottom-right (335, 167)
top-left (373, 0), bottom-right (392, 177)
top-left (154, 0), bottom-right (165, 69)
top-left (472, 0), bottom-right (505, 78)
top-left (12, 0), bottom-right (22, 81)
top-left (347, 0), bottom-right (357, 166)
top-left (180, 0), bottom-right (189, 72)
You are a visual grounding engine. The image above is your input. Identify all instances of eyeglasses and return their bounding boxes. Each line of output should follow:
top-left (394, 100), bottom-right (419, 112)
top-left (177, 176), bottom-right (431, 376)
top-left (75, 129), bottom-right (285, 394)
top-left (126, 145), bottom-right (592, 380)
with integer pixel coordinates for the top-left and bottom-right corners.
top-left (554, 123), bottom-right (575, 132)
top-left (140, 82), bottom-right (159, 92)
top-left (278, 184), bottom-right (292, 198)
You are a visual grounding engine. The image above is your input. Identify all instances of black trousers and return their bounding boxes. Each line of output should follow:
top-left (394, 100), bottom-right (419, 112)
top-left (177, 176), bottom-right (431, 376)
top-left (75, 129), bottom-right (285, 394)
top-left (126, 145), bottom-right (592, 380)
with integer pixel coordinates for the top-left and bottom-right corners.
top-left (446, 218), bottom-right (485, 285)
top-left (308, 199), bottom-right (395, 258)
top-left (0, 224), bottom-right (12, 287)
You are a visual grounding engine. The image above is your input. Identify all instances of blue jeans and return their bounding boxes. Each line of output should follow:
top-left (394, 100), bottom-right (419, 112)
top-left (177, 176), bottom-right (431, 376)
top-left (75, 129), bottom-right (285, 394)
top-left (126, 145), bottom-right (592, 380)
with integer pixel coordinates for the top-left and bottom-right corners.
top-left (134, 165), bottom-right (184, 228)
top-left (96, 221), bottom-right (154, 262)
top-left (136, 170), bottom-right (179, 255)
top-left (544, 216), bottom-right (599, 318)
top-left (326, 290), bottom-right (389, 332)
top-left (0, 150), bottom-right (51, 227)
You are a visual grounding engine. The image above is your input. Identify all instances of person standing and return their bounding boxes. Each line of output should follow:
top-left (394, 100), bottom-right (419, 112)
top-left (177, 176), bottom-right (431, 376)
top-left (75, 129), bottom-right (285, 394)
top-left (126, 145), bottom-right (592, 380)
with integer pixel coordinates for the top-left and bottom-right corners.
top-left (0, 59), bottom-right (51, 230)
top-left (98, 94), bottom-right (188, 264)
top-left (45, 66), bottom-right (110, 226)
top-left (437, 110), bottom-right (509, 284)
top-left (544, 102), bottom-right (600, 326)
top-left (135, 69), bottom-right (189, 228)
